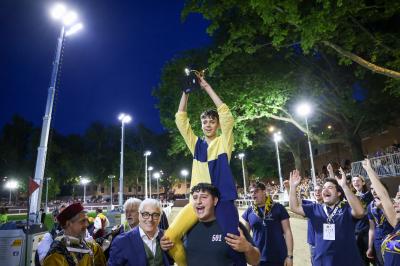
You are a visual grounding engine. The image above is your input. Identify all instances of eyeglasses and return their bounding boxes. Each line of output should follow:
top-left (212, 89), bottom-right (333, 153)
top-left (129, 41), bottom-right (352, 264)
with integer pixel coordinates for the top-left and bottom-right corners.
top-left (140, 212), bottom-right (161, 220)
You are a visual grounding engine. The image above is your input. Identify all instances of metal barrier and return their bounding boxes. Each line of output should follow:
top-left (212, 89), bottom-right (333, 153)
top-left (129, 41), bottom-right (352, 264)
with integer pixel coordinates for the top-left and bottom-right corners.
top-left (351, 152), bottom-right (400, 178)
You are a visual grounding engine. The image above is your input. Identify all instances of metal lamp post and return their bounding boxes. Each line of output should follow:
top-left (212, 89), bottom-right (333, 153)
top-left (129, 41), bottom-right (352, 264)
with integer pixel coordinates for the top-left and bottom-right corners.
top-left (80, 177), bottom-right (90, 204)
top-left (296, 102), bottom-right (317, 188)
top-left (45, 177), bottom-right (52, 212)
top-left (273, 132), bottom-right (284, 192)
top-left (118, 113), bottom-right (132, 207)
top-left (30, 3), bottom-right (83, 220)
top-left (148, 166), bottom-right (153, 198)
top-left (108, 175), bottom-right (115, 208)
top-left (237, 153), bottom-right (247, 199)
top-left (153, 172), bottom-right (161, 199)
top-left (180, 169), bottom-right (189, 199)
top-left (144, 151), bottom-right (151, 198)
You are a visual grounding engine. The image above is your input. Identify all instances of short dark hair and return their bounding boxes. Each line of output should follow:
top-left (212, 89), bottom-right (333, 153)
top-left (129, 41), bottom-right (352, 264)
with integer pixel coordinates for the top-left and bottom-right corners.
top-left (191, 183), bottom-right (220, 199)
top-left (250, 181), bottom-right (266, 191)
top-left (96, 208), bottom-right (103, 213)
top-left (324, 178), bottom-right (344, 200)
top-left (200, 109), bottom-right (219, 121)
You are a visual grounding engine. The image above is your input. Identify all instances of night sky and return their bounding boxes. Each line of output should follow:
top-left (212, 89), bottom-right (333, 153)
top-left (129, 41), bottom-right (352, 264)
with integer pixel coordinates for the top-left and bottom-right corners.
top-left (0, 0), bottom-right (211, 134)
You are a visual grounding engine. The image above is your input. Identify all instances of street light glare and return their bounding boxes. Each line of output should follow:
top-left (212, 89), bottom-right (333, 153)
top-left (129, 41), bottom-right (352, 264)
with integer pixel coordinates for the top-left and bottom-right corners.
top-left (273, 132), bottom-right (283, 142)
top-left (148, 166), bottom-right (154, 171)
top-left (144, 150), bottom-right (152, 156)
top-left (296, 102), bottom-right (312, 117)
top-left (50, 3), bottom-right (67, 20)
top-left (184, 68), bottom-right (190, 76)
top-left (181, 169), bottom-right (189, 177)
top-left (5, 180), bottom-right (18, 189)
top-left (153, 172), bottom-right (161, 179)
top-left (62, 11), bottom-right (78, 26)
top-left (65, 22), bottom-right (83, 36)
top-left (80, 178), bottom-right (90, 185)
top-left (118, 113), bottom-right (132, 123)
top-left (238, 153), bottom-right (245, 159)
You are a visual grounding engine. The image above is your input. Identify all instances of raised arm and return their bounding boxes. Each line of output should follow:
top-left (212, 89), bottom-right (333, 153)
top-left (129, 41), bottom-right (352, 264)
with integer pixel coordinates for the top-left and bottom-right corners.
top-left (198, 76), bottom-right (223, 108)
top-left (178, 92), bottom-right (189, 112)
top-left (327, 163), bottom-right (335, 179)
top-left (362, 159), bottom-right (397, 227)
top-left (289, 170), bottom-right (305, 216)
top-left (337, 168), bottom-right (364, 219)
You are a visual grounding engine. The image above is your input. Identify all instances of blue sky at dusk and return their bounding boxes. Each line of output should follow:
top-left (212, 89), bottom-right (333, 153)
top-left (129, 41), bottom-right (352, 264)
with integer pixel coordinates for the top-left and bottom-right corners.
top-left (0, 0), bottom-right (211, 134)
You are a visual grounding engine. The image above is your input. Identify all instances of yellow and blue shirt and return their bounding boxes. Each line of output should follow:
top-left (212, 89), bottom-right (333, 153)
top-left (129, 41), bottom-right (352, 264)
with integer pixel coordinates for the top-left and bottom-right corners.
top-left (175, 103), bottom-right (237, 201)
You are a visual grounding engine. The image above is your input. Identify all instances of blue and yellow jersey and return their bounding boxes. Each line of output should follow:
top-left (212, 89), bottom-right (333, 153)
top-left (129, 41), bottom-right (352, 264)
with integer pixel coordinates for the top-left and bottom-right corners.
top-left (175, 103), bottom-right (237, 201)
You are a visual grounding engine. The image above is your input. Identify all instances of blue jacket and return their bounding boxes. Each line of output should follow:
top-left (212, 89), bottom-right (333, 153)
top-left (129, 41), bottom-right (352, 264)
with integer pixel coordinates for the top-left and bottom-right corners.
top-left (108, 226), bottom-right (172, 266)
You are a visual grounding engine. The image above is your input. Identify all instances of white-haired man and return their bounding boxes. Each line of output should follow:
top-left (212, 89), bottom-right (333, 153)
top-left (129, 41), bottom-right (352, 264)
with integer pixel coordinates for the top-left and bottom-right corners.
top-left (109, 199), bottom-right (173, 266)
top-left (123, 197), bottom-right (142, 232)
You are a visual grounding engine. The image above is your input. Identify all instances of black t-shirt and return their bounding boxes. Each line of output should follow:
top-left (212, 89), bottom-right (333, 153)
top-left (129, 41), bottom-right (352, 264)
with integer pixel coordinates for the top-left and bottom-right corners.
top-left (185, 220), bottom-right (251, 266)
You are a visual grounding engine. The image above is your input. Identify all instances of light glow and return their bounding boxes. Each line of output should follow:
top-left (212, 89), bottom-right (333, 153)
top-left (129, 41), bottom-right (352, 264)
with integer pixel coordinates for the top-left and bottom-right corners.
top-left (5, 180), bottom-right (18, 190)
top-left (153, 172), bottom-right (161, 179)
top-left (50, 3), bottom-right (67, 20)
top-left (238, 153), bottom-right (245, 159)
top-left (80, 177), bottom-right (90, 185)
top-left (180, 169), bottom-right (189, 177)
top-left (144, 150), bottom-right (152, 156)
top-left (65, 22), bottom-right (83, 36)
top-left (62, 11), bottom-right (78, 26)
top-left (296, 102), bottom-right (312, 117)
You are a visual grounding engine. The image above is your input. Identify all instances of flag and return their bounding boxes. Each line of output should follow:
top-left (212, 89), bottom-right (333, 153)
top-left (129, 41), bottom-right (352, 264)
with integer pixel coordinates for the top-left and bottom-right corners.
top-left (28, 177), bottom-right (39, 196)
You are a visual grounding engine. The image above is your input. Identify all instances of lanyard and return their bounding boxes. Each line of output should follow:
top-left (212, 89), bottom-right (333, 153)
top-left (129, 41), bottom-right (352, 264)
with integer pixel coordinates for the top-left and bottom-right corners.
top-left (323, 202), bottom-right (341, 223)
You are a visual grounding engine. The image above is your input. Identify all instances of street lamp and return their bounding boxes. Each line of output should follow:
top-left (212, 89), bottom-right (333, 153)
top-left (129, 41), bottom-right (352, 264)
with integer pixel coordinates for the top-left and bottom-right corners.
top-left (153, 172), bottom-right (161, 199)
top-left (180, 169), bottom-right (189, 199)
top-left (30, 3), bottom-right (84, 220)
top-left (108, 175), bottom-right (115, 208)
top-left (273, 132), bottom-right (284, 192)
top-left (148, 166), bottom-right (153, 198)
top-left (237, 153), bottom-right (247, 199)
top-left (296, 102), bottom-right (317, 188)
top-left (80, 177), bottom-right (90, 204)
top-left (144, 151), bottom-right (151, 198)
top-left (5, 180), bottom-right (18, 205)
top-left (45, 177), bottom-right (52, 212)
top-left (118, 113), bottom-right (132, 207)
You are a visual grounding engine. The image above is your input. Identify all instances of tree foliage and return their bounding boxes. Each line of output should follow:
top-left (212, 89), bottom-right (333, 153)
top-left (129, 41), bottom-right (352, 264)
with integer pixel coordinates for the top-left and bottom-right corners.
top-left (182, 0), bottom-right (400, 85)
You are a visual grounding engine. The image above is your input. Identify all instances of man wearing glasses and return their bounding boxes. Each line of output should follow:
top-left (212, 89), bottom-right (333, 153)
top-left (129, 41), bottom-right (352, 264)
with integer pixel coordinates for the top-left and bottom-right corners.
top-left (108, 198), bottom-right (173, 266)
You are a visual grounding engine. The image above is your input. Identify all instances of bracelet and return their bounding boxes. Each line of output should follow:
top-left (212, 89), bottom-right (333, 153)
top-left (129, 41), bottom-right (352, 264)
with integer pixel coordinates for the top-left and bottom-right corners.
top-left (287, 255), bottom-right (293, 259)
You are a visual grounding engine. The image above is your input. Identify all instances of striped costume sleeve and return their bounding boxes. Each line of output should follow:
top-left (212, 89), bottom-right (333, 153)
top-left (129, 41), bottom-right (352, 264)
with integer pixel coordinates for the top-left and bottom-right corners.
top-left (175, 111), bottom-right (198, 155)
top-left (217, 104), bottom-right (234, 161)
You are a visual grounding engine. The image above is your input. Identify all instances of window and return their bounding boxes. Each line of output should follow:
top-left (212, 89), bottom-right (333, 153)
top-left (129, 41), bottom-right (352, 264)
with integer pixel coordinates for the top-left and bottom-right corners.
top-left (128, 187), bottom-right (132, 192)
top-left (101, 187), bottom-right (104, 193)
top-left (112, 187), bottom-right (115, 193)
top-left (138, 186), bottom-right (142, 192)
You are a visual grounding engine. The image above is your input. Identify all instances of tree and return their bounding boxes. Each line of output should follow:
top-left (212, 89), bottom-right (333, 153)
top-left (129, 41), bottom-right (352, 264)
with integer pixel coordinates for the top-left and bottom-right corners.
top-left (182, 0), bottom-right (400, 85)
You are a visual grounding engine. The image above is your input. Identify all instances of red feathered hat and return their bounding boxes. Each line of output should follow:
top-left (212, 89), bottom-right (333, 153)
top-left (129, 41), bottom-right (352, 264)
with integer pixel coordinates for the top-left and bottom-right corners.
top-left (57, 202), bottom-right (84, 226)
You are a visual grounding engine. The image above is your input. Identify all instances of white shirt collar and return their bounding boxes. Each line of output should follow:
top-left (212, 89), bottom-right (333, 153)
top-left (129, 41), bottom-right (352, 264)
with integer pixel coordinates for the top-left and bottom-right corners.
top-left (138, 226), bottom-right (159, 241)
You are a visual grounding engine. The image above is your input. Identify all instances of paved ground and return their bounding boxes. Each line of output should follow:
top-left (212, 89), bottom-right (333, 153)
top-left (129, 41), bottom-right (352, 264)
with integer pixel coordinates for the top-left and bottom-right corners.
top-left (168, 207), bottom-right (311, 266)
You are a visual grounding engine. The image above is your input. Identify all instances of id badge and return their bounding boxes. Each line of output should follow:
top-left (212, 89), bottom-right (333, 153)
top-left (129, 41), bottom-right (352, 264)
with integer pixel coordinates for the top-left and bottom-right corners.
top-left (323, 223), bottom-right (335, 240)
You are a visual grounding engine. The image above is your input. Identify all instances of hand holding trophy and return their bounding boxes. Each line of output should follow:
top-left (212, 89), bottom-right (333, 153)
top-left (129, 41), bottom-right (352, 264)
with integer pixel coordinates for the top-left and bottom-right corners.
top-left (182, 67), bottom-right (207, 94)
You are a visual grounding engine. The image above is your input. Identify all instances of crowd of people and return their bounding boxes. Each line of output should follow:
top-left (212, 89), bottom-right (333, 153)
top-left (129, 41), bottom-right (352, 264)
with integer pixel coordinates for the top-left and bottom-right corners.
top-left (18, 76), bottom-right (400, 266)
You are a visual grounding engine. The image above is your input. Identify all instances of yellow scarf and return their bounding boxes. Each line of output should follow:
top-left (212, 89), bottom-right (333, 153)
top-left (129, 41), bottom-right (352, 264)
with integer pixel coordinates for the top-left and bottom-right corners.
top-left (252, 195), bottom-right (273, 219)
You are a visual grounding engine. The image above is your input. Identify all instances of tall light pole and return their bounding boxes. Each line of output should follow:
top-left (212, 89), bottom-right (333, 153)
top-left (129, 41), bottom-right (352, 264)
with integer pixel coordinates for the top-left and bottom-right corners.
top-left (180, 169), bottom-right (189, 199)
top-left (238, 153), bottom-right (247, 199)
top-left (118, 113), bottom-right (132, 207)
top-left (45, 177), bottom-right (52, 212)
top-left (153, 172), bottom-right (161, 199)
top-left (108, 175), bottom-right (115, 208)
top-left (148, 166), bottom-right (153, 198)
top-left (5, 180), bottom-right (18, 205)
top-left (30, 3), bottom-right (83, 220)
top-left (296, 102), bottom-right (317, 188)
top-left (80, 177), bottom-right (90, 204)
top-left (144, 151), bottom-right (151, 198)
top-left (273, 132), bottom-right (284, 192)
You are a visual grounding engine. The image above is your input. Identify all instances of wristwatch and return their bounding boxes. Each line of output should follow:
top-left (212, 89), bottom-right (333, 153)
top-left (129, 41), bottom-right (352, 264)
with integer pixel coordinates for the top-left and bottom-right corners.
top-left (287, 255), bottom-right (294, 259)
